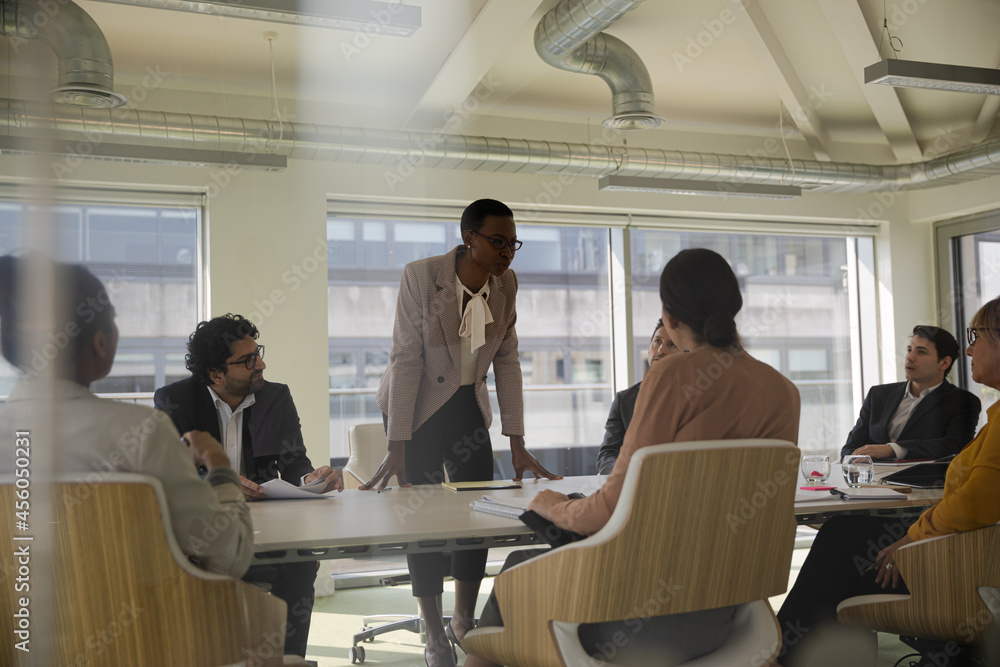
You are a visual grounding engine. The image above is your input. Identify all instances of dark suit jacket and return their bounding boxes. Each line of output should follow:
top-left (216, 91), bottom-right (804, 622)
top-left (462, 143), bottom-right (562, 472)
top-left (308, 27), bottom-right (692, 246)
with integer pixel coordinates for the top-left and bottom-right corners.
top-left (595, 381), bottom-right (642, 475)
top-left (154, 377), bottom-right (315, 484)
top-left (841, 380), bottom-right (981, 461)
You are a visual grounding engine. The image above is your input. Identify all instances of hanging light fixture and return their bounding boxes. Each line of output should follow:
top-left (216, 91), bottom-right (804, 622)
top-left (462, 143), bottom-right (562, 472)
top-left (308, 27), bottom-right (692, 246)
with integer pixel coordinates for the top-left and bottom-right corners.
top-left (865, 59), bottom-right (1000, 96)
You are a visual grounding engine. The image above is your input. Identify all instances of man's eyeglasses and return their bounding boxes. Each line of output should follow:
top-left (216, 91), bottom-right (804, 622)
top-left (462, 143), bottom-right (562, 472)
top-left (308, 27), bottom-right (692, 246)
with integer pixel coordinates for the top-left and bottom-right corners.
top-left (469, 230), bottom-right (522, 252)
top-left (228, 345), bottom-right (265, 370)
top-left (967, 328), bottom-right (992, 346)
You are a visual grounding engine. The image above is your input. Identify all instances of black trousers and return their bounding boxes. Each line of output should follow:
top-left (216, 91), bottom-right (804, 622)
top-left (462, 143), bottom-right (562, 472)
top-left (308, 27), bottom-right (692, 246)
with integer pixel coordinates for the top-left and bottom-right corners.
top-left (776, 515), bottom-right (914, 667)
top-left (386, 385), bottom-right (494, 598)
top-left (245, 561), bottom-right (318, 657)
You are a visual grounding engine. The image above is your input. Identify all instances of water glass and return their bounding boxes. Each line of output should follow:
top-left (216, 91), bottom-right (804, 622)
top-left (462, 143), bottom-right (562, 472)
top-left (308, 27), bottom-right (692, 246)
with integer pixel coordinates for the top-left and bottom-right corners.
top-left (800, 454), bottom-right (831, 484)
top-left (842, 455), bottom-right (874, 488)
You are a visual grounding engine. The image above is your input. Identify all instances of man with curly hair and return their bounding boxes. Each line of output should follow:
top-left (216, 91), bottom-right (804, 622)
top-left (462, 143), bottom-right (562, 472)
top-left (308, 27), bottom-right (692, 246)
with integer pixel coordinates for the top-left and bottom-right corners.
top-left (155, 313), bottom-right (342, 659)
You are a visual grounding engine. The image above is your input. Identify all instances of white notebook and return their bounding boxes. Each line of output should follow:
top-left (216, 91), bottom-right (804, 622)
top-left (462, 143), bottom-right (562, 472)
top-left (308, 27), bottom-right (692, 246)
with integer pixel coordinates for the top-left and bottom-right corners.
top-left (469, 495), bottom-right (531, 520)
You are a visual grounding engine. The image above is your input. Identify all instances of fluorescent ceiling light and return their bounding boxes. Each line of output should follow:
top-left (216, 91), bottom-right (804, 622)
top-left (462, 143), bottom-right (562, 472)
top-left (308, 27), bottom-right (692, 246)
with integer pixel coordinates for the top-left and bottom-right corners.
top-left (88, 0), bottom-right (422, 36)
top-left (0, 137), bottom-right (287, 171)
top-left (865, 59), bottom-right (1000, 95)
top-left (598, 175), bottom-right (801, 199)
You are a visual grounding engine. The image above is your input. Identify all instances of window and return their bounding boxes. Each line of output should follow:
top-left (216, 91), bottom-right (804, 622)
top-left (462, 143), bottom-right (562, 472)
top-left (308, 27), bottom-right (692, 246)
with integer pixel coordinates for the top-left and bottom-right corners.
top-left (630, 229), bottom-right (866, 458)
top-left (327, 212), bottom-right (612, 473)
top-left (940, 218), bottom-right (1000, 422)
top-left (0, 197), bottom-right (202, 399)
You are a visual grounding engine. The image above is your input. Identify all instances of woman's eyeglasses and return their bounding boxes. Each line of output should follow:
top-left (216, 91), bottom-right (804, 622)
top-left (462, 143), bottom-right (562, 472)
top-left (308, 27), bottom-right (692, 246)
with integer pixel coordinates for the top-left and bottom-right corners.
top-left (967, 328), bottom-right (993, 346)
top-left (228, 345), bottom-right (265, 370)
top-left (469, 230), bottom-right (523, 251)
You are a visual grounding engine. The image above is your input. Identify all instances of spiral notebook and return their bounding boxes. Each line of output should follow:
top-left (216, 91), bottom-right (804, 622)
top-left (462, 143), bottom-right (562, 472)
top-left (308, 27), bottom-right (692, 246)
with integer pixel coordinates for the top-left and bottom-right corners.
top-left (469, 495), bottom-right (531, 519)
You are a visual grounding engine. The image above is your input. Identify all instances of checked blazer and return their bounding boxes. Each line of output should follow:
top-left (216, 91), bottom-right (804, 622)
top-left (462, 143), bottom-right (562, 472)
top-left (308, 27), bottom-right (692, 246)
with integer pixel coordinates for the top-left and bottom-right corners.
top-left (376, 245), bottom-right (524, 443)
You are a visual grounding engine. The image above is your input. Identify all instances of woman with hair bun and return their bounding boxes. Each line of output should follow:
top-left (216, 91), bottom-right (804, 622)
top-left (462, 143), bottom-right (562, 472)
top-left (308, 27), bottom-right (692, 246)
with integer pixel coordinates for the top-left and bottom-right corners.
top-left (464, 248), bottom-right (801, 667)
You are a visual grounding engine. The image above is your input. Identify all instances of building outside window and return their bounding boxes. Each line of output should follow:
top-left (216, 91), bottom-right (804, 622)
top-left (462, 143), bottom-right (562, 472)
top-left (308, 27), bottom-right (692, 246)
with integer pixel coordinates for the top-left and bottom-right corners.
top-left (0, 199), bottom-right (201, 401)
top-left (329, 211), bottom-right (874, 471)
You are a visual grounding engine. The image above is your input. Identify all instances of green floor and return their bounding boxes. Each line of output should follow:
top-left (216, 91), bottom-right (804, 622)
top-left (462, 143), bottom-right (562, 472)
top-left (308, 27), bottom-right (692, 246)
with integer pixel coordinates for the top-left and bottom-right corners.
top-left (302, 548), bottom-right (921, 667)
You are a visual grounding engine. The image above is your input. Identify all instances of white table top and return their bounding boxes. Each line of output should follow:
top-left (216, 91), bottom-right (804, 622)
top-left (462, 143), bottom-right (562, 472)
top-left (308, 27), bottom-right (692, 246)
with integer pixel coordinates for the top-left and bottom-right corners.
top-left (249, 469), bottom-right (942, 563)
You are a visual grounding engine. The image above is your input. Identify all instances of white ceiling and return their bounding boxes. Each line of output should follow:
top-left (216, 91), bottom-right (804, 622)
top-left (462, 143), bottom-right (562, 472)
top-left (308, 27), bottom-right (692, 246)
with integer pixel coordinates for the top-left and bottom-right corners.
top-left (7, 0), bottom-right (1000, 166)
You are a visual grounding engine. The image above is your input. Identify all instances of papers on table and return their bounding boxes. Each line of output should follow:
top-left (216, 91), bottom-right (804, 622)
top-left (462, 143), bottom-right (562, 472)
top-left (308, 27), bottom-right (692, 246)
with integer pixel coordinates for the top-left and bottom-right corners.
top-left (830, 487), bottom-right (908, 501)
top-left (795, 486), bottom-right (908, 503)
top-left (260, 477), bottom-right (334, 500)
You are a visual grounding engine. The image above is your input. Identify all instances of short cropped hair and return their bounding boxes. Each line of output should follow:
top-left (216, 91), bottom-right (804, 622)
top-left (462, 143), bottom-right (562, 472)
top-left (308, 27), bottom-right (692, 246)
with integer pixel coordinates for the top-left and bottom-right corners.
top-left (911, 324), bottom-right (960, 376)
top-left (0, 254), bottom-right (114, 374)
top-left (651, 318), bottom-right (664, 343)
top-left (460, 199), bottom-right (513, 233)
top-left (185, 313), bottom-right (259, 384)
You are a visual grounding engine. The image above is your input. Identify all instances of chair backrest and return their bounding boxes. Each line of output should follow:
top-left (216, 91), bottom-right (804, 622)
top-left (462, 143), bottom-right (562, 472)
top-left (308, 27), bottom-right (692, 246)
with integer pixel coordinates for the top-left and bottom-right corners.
top-left (344, 423), bottom-right (389, 489)
top-left (495, 439), bottom-right (800, 624)
top-left (0, 474), bottom-right (285, 667)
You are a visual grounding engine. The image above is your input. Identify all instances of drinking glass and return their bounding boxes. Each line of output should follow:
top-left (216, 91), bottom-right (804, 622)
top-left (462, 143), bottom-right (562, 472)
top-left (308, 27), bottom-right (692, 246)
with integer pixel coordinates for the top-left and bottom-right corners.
top-left (800, 454), bottom-right (831, 485)
top-left (842, 455), bottom-right (874, 488)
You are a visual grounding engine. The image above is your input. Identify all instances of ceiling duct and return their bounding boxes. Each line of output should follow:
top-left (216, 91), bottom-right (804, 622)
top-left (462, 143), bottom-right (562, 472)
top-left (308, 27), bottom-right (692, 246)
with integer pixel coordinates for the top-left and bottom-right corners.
top-left (6, 97), bottom-right (1000, 193)
top-left (534, 0), bottom-right (662, 131)
top-left (83, 0), bottom-right (422, 37)
top-left (0, 0), bottom-right (127, 108)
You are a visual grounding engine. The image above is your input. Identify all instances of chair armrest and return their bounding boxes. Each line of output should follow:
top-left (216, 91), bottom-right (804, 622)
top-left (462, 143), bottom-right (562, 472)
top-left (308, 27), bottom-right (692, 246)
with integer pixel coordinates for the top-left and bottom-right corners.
top-left (838, 524), bottom-right (1000, 644)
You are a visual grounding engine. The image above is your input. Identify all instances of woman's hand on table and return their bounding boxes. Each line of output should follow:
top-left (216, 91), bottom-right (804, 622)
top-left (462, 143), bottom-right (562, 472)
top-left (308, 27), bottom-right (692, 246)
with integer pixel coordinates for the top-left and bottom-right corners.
top-left (528, 490), bottom-right (570, 521)
top-left (874, 534), bottom-right (914, 588)
top-left (360, 440), bottom-right (412, 491)
top-left (509, 435), bottom-right (563, 481)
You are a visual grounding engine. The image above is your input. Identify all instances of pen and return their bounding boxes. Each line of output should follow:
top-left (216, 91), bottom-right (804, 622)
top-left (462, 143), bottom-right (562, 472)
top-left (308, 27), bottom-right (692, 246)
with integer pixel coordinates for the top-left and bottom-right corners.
top-left (377, 487), bottom-right (393, 494)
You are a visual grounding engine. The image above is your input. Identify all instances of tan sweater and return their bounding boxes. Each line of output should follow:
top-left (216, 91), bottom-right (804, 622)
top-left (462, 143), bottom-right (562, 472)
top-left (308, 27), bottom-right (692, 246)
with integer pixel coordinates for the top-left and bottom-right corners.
top-left (550, 346), bottom-right (801, 535)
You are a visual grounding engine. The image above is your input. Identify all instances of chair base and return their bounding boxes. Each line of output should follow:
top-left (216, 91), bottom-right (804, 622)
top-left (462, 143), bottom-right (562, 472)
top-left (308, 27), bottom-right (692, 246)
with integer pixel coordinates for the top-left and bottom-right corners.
top-left (899, 636), bottom-right (988, 667)
top-left (351, 614), bottom-right (458, 664)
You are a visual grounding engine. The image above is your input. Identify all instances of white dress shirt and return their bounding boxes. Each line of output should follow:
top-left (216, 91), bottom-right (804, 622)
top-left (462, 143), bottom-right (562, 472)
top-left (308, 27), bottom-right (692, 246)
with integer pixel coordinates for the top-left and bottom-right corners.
top-left (887, 380), bottom-right (942, 458)
top-left (207, 386), bottom-right (255, 476)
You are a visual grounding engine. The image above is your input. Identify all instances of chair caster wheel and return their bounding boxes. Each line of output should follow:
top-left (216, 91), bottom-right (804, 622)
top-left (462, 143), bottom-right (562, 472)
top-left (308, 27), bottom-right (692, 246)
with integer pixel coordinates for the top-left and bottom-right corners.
top-left (361, 626), bottom-right (375, 642)
top-left (349, 645), bottom-right (366, 663)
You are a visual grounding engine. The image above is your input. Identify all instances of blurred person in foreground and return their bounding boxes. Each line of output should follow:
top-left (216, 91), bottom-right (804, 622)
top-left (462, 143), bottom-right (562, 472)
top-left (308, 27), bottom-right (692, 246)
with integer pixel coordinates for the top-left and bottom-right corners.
top-left (463, 248), bottom-right (801, 667)
top-left (596, 318), bottom-right (680, 474)
top-left (0, 254), bottom-right (252, 576)
top-left (778, 301), bottom-right (1000, 667)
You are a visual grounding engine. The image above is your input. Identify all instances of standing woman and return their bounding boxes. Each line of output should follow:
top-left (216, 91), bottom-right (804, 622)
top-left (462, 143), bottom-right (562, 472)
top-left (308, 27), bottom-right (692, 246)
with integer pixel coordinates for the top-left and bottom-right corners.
top-left (362, 198), bottom-right (560, 667)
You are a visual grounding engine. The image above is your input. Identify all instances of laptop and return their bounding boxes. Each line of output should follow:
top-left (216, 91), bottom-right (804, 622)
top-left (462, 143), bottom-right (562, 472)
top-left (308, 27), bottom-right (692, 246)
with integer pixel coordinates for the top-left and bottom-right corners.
top-left (880, 461), bottom-right (950, 489)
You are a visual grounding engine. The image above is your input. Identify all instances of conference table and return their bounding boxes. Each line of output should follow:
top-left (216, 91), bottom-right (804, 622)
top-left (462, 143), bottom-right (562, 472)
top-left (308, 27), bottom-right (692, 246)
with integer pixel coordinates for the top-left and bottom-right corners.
top-left (250, 467), bottom-right (942, 565)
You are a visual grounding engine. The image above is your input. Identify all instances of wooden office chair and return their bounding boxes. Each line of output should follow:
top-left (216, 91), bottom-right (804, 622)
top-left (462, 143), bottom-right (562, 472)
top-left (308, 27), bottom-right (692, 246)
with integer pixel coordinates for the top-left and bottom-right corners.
top-left (344, 423), bottom-right (389, 490)
top-left (837, 523), bottom-right (1000, 658)
top-left (462, 439), bottom-right (800, 667)
top-left (0, 474), bottom-right (287, 667)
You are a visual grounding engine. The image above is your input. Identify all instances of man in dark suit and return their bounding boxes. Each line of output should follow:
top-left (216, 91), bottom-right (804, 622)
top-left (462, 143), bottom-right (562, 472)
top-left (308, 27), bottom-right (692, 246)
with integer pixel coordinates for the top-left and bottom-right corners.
top-left (841, 325), bottom-right (981, 461)
top-left (155, 313), bottom-right (342, 659)
top-left (596, 319), bottom-right (679, 474)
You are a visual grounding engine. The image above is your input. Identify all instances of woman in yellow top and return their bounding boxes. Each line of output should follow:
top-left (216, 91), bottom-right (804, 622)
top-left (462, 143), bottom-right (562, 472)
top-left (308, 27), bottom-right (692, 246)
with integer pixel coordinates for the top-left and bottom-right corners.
top-left (777, 297), bottom-right (1000, 667)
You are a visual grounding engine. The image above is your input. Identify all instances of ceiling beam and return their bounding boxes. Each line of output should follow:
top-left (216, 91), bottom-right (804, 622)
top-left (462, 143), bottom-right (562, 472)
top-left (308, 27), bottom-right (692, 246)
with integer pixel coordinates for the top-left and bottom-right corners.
top-left (817, 0), bottom-right (923, 162)
top-left (403, 0), bottom-right (543, 131)
top-left (972, 65), bottom-right (1000, 143)
top-left (730, 0), bottom-right (833, 161)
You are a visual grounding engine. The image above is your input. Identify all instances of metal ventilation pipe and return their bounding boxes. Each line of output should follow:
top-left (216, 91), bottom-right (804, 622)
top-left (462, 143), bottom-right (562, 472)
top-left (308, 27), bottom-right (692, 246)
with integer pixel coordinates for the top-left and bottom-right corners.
top-left (534, 0), bottom-right (662, 130)
top-left (0, 0), bottom-right (126, 108)
top-left (7, 96), bottom-right (1000, 192)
